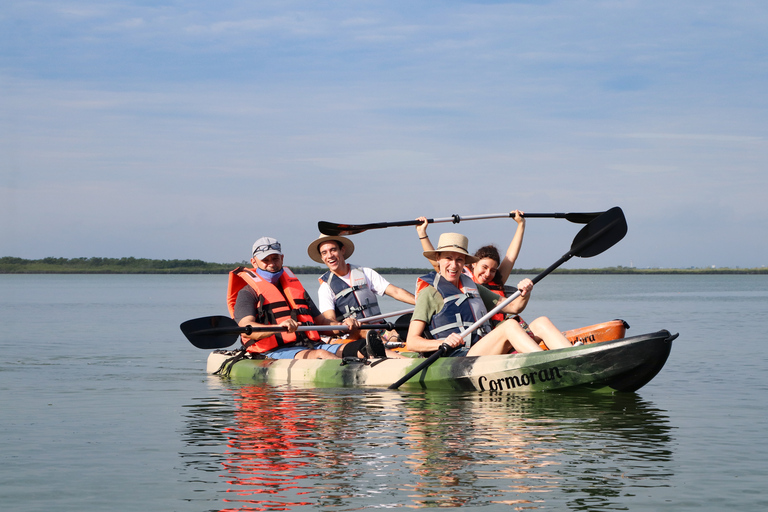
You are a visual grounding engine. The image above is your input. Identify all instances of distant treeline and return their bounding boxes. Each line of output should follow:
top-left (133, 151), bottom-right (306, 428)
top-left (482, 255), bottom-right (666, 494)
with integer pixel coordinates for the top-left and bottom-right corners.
top-left (0, 256), bottom-right (406, 275)
top-left (1, 257), bottom-right (766, 275)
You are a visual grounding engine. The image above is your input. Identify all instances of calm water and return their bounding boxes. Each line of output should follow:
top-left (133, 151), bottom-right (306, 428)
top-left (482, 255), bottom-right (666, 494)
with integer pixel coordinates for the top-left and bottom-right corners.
top-left (1, 273), bottom-right (767, 511)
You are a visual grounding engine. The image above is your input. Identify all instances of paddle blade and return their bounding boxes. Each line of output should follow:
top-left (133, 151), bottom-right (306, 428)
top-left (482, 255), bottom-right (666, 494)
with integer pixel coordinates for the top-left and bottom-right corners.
top-left (521, 211), bottom-right (603, 224)
top-left (570, 206), bottom-right (627, 258)
top-left (564, 211), bottom-right (603, 224)
top-left (318, 221), bottom-right (366, 236)
top-left (180, 315), bottom-right (243, 350)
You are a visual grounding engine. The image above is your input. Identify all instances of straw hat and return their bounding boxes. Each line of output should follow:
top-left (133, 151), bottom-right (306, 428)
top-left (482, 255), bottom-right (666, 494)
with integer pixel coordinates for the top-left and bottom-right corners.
top-left (423, 232), bottom-right (478, 264)
top-left (307, 234), bottom-right (355, 264)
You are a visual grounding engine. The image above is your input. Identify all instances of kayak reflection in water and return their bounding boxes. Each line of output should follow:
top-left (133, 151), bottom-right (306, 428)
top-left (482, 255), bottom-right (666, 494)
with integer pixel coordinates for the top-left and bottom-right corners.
top-left (406, 232), bottom-right (573, 357)
top-left (219, 386), bottom-right (316, 510)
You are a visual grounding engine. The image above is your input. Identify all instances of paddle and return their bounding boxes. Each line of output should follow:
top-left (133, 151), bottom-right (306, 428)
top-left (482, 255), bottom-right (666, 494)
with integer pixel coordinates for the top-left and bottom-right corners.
top-left (318, 211), bottom-right (602, 236)
top-left (181, 307), bottom-right (414, 350)
top-left (388, 206), bottom-right (627, 390)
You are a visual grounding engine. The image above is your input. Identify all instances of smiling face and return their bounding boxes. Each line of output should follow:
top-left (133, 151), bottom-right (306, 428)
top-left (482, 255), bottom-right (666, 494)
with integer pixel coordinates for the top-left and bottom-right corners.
top-left (319, 241), bottom-right (348, 275)
top-left (252, 253), bottom-right (284, 273)
top-left (472, 257), bottom-right (499, 285)
top-left (438, 251), bottom-right (466, 285)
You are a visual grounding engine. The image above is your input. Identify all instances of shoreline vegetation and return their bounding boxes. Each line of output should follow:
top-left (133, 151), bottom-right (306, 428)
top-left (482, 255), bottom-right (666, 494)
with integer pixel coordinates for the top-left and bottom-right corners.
top-left (1, 256), bottom-right (766, 275)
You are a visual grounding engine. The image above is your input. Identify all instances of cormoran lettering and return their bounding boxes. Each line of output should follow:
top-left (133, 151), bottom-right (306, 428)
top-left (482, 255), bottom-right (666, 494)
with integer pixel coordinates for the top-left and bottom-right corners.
top-left (478, 367), bottom-right (563, 391)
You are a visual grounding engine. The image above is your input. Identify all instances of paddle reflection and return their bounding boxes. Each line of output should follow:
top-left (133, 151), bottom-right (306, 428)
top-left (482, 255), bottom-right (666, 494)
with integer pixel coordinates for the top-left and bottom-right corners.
top-left (180, 385), bottom-right (673, 511)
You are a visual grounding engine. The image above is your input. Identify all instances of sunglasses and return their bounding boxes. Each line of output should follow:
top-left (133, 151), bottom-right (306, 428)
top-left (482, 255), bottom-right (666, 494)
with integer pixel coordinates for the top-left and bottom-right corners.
top-left (253, 242), bottom-right (281, 255)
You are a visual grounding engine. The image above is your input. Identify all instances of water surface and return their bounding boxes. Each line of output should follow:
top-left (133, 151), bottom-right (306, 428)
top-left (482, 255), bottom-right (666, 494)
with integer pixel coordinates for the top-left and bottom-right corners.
top-left (1, 274), bottom-right (766, 511)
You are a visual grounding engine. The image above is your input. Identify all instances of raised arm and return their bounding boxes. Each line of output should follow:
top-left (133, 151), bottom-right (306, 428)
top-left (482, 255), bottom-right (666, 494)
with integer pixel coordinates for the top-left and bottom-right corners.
top-left (415, 216), bottom-right (439, 272)
top-left (496, 209), bottom-right (526, 285)
top-left (384, 284), bottom-right (416, 305)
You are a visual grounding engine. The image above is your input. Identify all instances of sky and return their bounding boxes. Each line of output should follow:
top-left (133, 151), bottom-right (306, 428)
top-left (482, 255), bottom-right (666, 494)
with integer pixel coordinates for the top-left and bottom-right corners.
top-left (2, 0), bottom-right (767, 270)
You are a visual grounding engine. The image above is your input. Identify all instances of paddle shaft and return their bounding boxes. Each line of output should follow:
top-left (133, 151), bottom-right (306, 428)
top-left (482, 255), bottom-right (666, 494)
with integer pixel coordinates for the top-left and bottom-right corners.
top-left (362, 308), bottom-right (414, 323)
top-left (193, 322), bottom-right (394, 337)
top-left (387, 343), bottom-right (451, 389)
top-left (318, 211), bottom-right (602, 236)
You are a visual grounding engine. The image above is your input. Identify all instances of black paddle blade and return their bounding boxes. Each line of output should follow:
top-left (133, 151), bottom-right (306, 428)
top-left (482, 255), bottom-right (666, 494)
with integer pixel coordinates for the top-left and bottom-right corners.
top-left (180, 315), bottom-right (243, 350)
top-left (317, 221), bottom-right (367, 236)
top-left (521, 211), bottom-right (603, 223)
top-left (570, 206), bottom-right (627, 258)
top-left (318, 219), bottom-right (420, 236)
top-left (563, 211), bottom-right (603, 224)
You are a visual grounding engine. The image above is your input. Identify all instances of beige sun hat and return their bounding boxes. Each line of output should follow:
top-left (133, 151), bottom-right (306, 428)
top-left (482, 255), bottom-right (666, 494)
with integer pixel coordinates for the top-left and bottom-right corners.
top-left (307, 234), bottom-right (355, 264)
top-left (423, 232), bottom-right (478, 264)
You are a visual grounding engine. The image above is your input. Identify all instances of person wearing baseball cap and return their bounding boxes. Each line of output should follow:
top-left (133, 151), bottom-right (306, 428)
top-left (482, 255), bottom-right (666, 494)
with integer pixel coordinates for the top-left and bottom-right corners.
top-left (307, 233), bottom-right (416, 357)
top-left (226, 236), bottom-right (362, 360)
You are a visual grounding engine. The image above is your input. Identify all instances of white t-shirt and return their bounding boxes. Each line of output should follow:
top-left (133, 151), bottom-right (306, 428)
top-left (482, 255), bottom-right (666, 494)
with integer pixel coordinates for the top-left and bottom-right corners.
top-left (317, 266), bottom-right (391, 314)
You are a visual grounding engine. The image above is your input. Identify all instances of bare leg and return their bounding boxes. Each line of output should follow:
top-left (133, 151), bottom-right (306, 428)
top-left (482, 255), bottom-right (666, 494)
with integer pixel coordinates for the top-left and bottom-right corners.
top-left (467, 319), bottom-right (543, 356)
top-left (528, 316), bottom-right (572, 350)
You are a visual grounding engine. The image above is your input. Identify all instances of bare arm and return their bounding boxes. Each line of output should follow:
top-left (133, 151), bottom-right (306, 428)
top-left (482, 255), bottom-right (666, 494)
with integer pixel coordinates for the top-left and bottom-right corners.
top-left (416, 216), bottom-right (439, 272)
top-left (499, 278), bottom-right (532, 315)
top-left (315, 312), bottom-right (360, 337)
top-left (406, 320), bottom-right (464, 353)
top-left (320, 310), bottom-right (337, 324)
top-left (384, 284), bottom-right (416, 305)
top-left (238, 315), bottom-right (296, 341)
top-left (496, 209), bottom-right (526, 285)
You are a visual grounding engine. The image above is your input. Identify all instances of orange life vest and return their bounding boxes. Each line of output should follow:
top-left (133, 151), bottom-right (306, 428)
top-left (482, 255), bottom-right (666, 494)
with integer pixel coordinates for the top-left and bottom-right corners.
top-left (478, 277), bottom-right (506, 323)
top-left (226, 266), bottom-right (320, 353)
top-left (462, 266), bottom-right (506, 323)
top-left (472, 273), bottom-right (537, 342)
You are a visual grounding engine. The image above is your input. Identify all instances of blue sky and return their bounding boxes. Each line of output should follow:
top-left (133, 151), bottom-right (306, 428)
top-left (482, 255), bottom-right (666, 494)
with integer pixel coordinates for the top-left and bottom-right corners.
top-left (2, 1), bottom-right (767, 269)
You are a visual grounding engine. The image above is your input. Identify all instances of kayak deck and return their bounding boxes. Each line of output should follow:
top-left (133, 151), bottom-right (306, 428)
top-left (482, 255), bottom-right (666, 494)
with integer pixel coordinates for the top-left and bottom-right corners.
top-left (207, 329), bottom-right (675, 393)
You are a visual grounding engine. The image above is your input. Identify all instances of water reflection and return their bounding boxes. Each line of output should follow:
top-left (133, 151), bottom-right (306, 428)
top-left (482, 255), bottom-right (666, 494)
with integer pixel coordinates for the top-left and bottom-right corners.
top-left (180, 386), bottom-right (674, 511)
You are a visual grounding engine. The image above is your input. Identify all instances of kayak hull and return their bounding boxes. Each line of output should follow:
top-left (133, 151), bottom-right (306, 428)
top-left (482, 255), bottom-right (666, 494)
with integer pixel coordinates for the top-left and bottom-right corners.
top-left (207, 329), bottom-right (675, 393)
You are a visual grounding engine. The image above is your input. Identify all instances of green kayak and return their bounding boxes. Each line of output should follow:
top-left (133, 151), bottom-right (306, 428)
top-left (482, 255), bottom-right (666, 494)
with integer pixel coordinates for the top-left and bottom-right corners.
top-left (206, 329), bottom-right (676, 393)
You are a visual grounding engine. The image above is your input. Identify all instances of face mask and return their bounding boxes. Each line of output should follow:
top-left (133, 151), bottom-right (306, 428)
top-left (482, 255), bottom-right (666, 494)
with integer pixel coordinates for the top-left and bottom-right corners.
top-left (255, 267), bottom-right (284, 284)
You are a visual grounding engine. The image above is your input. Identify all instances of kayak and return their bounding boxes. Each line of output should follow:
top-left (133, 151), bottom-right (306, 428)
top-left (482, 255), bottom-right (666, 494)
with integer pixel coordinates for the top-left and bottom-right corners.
top-left (206, 321), bottom-right (676, 393)
top-left (193, 208), bottom-right (648, 392)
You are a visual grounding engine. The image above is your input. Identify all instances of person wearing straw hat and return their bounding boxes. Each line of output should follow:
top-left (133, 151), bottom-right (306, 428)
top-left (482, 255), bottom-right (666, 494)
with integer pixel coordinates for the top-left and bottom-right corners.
top-left (406, 232), bottom-right (573, 357)
top-left (308, 234), bottom-right (415, 356)
top-left (414, 214), bottom-right (570, 349)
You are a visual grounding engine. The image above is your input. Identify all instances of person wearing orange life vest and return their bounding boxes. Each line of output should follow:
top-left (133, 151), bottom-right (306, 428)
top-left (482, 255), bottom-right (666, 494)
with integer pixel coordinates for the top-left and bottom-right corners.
top-left (415, 212), bottom-right (569, 348)
top-left (407, 232), bottom-right (574, 356)
top-left (307, 234), bottom-right (415, 357)
top-left (229, 237), bottom-right (361, 359)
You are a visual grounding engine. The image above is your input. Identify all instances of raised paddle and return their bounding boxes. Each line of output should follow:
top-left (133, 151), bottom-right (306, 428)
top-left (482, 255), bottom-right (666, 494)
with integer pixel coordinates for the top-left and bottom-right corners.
top-left (318, 211), bottom-right (603, 236)
top-left (388, 206), bottom-right (628, 390)
top-left (180, 315), bottom-right (398, 350)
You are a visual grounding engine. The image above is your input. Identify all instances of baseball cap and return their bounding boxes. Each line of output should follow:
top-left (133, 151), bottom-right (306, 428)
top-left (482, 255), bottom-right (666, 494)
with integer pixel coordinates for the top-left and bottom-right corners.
top-left (252, 237), bottom-right (282, 260)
